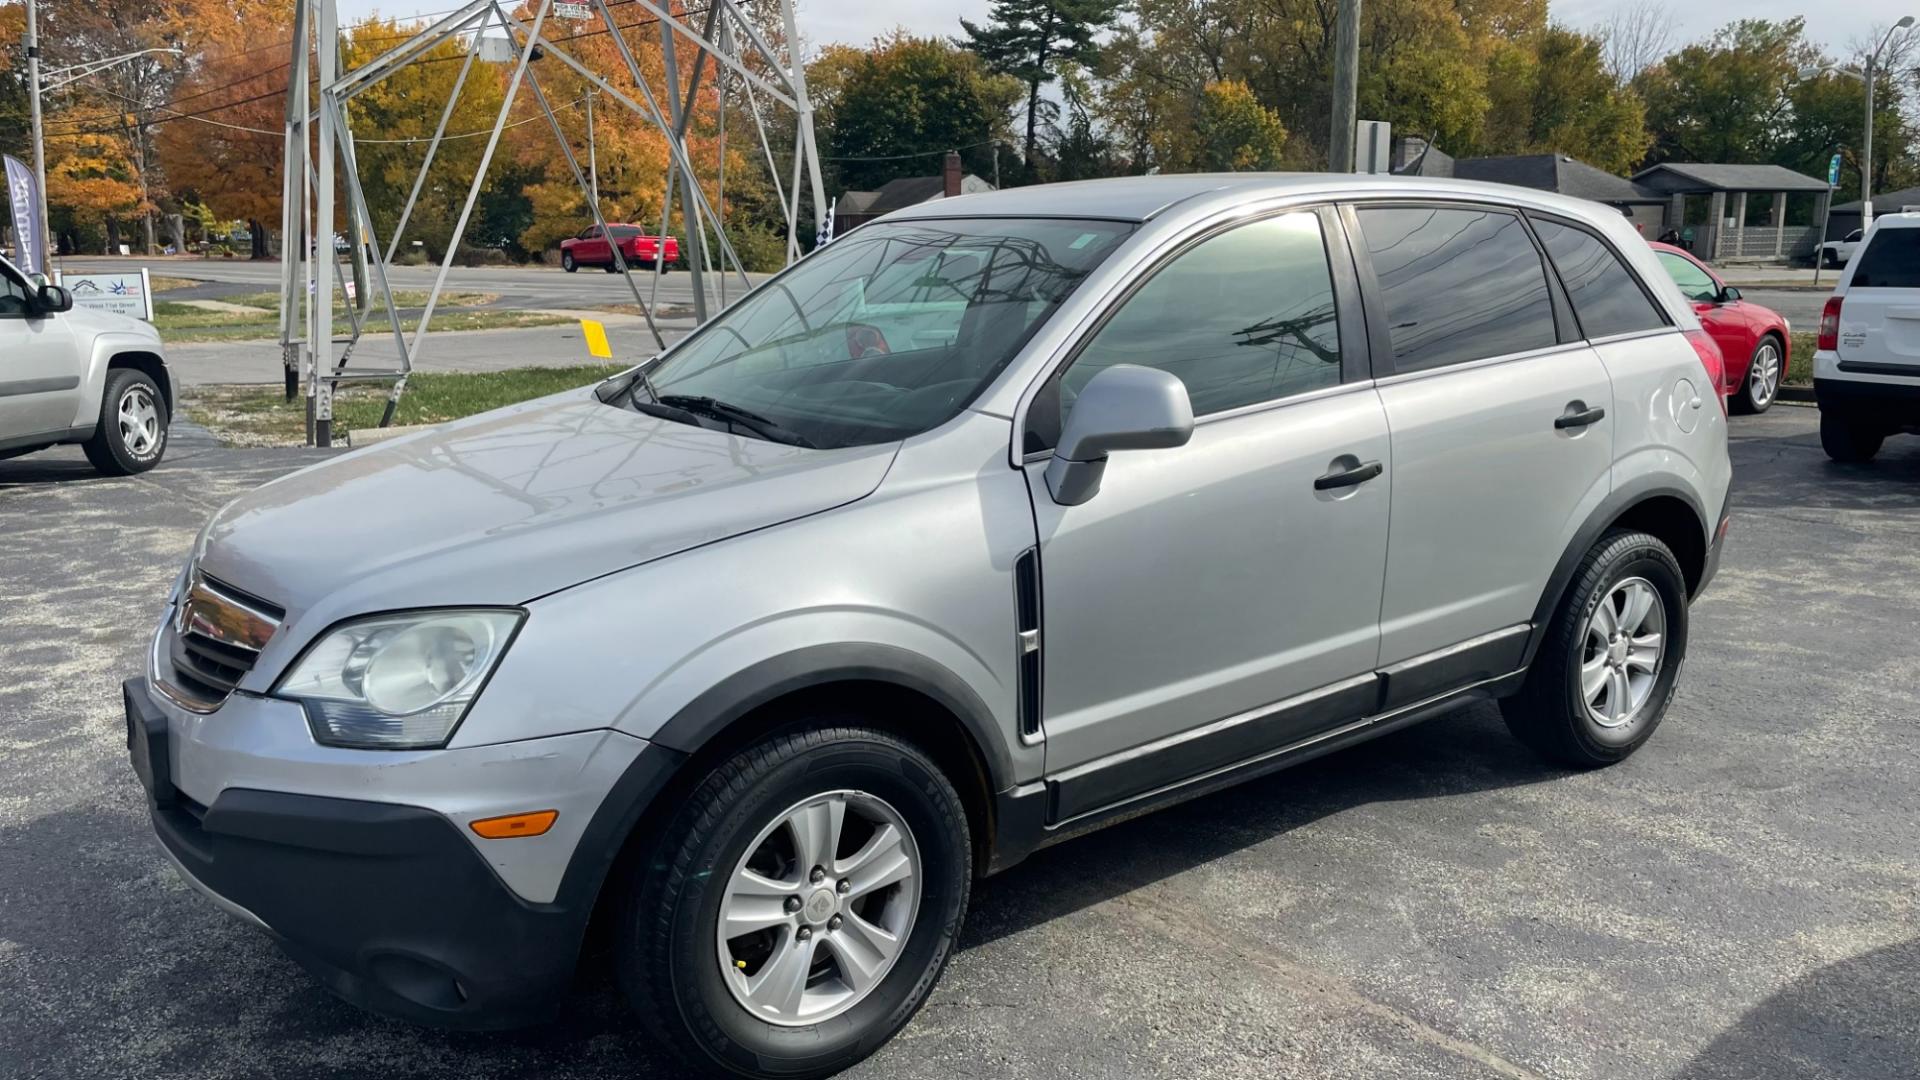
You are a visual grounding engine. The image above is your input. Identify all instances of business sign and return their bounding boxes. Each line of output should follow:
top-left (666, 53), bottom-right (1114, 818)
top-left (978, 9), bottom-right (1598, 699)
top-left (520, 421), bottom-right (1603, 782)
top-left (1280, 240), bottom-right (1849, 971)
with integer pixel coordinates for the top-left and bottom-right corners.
top-left (1829, 153), bottom-right (1842, 187)
top-left (553, 1), bottom-right (591, 18)
top-left (52, 268), bottom-right (154, 321)
top-left (4, 154), bottom-right (46, 276)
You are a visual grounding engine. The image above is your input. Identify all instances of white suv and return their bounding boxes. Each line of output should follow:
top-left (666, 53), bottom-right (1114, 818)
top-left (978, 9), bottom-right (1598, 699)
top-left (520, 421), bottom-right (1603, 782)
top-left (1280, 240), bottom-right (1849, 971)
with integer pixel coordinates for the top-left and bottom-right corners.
top-left (1814, 213), bottom-right (1920, 461)
top-left (0, 255), bottom-right (174, 474)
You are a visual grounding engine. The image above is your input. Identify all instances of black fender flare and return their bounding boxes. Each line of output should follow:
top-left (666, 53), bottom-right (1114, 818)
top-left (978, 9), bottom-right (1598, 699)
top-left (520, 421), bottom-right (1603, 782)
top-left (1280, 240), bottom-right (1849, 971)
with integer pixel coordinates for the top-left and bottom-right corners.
top-left (647, 642), bottom-right (1014, 793)
top-left (1522, 478), bottom-right (1709, 668)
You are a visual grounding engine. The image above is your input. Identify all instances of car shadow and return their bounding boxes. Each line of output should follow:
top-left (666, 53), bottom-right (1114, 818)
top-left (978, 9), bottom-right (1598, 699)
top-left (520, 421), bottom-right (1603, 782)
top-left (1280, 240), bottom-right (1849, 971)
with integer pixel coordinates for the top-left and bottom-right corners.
top-left (1671, 937), bottom-right (1920, 1080)
top-left (1727, 412), bottom-right (1920, 512)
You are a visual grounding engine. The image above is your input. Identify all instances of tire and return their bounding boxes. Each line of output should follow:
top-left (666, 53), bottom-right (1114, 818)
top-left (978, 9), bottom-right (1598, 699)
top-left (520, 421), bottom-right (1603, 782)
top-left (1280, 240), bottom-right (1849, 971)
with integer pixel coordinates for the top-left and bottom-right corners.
top-left (562, 251), bottom-right (577, 272)
top-left (82, 369), bottom-right (168, 476)
top-left (1734, 335), bottom-right (1782, 414)
top-left (1501, 529), bottom-right (1688, 768)
top-left (604, 262), bottom-right (620, 273)
top-left (618, 724), bottom-right (971, 1080)
top-left (1820, 408), bottom-right (1884, 462)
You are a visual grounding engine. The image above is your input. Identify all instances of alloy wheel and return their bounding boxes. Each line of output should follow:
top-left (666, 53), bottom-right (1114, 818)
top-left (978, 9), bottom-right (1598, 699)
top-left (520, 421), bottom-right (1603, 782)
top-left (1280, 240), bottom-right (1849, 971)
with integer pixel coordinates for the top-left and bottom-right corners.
top-left (1581, 576), bottom-right (1666, 730)
top-left (716, 789), bottom-right (921, 1026)
top-left (118, 384), bottom-right (161, 457)
top-left (1750, 342), bottom-right (1780, 408)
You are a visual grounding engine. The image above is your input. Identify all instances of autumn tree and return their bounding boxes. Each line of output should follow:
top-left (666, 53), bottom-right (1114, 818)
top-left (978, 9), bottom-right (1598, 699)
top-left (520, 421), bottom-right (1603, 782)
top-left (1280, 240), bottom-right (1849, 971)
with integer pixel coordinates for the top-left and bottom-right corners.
top-left (959, 0), bottom-right (1126, 171)
top-left (1184, 80), bottom-right (1289, 170)
top-left (46, 132), bottom-right (145, 251)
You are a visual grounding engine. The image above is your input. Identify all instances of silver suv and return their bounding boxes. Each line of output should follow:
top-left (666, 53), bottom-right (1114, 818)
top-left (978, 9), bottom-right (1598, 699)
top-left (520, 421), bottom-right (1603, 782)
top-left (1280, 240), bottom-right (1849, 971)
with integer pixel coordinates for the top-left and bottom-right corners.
top-left (2, 255), bottom-right (174, 474)
top-left (125, 175), bottom-right (1731, 1078)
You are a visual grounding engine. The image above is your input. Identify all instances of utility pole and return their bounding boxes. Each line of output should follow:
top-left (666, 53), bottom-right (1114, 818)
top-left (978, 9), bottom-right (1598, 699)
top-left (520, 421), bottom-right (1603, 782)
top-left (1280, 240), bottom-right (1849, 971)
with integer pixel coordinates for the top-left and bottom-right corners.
top-left (1329, 0), bottom-right (1361, 173)
top-left (586, 88), bottom-right (598, 205)
top-left (25, 0), bottom-right (48, 272)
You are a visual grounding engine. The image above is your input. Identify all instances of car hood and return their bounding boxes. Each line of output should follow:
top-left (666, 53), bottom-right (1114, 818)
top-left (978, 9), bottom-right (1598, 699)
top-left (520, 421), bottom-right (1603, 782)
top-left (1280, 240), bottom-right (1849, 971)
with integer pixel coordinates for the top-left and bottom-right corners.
top-left (193, 388), bottom-right (899, 625)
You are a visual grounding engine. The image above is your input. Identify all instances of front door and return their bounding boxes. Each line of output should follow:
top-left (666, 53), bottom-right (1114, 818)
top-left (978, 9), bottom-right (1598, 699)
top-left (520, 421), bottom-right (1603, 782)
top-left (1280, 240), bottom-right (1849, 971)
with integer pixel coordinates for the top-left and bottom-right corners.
top-left (1022, 208), bottom-right (1391, 819)
top-left (0, 263), bottom-right (81, 441)
top-left (1348, 203), bottom-right (1615, 696)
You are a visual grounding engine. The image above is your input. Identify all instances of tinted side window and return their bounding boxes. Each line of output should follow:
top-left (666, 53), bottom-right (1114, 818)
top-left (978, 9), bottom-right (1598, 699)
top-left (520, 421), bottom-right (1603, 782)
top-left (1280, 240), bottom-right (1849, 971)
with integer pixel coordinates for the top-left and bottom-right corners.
top-left (1851, 228), bottom-right (1920, 287)
top-left (1356, 206), bottom-right (1557, 372)
top-left (1062, 212), bottom-right (1342, 419)
top-left (1656, 251), bottom-right (1719, 302)
top-left (1531, 220), bottom-right (1666, 337)
top-left (0, 267), bottom-right (28, 318)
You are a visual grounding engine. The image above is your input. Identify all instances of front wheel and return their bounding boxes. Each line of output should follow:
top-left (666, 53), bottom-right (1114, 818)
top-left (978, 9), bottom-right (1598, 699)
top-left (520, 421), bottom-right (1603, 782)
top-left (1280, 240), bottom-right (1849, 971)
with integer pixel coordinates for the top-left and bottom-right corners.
top-left (1735, 336), bottom-right (1782, 414)
top-left (1821, 408), bottom-right (1884, 462)
top-left (618, 725), bottom-right (971, 1080)
top-left (1501, 529), bottom-right (1688, 768)
top-left (82, 369), bottom-right (168, 476)
top-left (561, 251), bottom-right (577, 272)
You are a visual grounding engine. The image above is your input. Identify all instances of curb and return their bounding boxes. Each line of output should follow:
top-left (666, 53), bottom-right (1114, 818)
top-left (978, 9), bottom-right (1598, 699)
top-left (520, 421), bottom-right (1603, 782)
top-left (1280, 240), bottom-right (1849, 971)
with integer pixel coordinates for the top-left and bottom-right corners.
top-left (1778, 385), bottom-right (1816, 404)
top-left (345, 423), bottom-right (437, 447)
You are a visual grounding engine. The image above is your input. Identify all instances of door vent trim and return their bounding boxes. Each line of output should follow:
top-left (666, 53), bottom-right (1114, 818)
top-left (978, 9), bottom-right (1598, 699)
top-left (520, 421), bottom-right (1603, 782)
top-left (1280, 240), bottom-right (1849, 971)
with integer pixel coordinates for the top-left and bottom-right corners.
top-left (1014, 548), bottom-right (1043, 743)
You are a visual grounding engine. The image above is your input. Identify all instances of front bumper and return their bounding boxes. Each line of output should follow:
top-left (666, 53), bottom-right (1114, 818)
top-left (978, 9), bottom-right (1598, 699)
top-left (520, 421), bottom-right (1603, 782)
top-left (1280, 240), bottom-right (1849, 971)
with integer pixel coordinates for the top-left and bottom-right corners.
top-left (125, 677), bottom-right (680, 1029)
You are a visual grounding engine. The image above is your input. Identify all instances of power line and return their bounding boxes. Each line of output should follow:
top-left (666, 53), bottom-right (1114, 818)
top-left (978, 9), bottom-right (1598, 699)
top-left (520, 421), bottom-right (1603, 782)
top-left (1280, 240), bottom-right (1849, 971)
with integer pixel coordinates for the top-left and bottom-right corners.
top-left (823, 139), bottom-right (996, 162)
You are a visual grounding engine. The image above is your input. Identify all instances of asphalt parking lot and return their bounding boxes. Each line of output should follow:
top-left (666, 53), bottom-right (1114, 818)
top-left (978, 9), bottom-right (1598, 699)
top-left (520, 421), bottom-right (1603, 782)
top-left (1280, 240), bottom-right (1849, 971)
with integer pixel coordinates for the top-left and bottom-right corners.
top-left (3, 405), bottom-right (1918, 1080)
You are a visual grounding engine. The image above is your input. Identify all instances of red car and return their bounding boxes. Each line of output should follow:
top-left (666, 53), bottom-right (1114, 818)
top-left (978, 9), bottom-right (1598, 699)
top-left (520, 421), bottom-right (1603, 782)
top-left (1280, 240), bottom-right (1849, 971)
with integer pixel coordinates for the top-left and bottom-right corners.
top-left (560, 224), bottom-right (680, 273)
top-left (1648, 241), bottom-right (1790, 413)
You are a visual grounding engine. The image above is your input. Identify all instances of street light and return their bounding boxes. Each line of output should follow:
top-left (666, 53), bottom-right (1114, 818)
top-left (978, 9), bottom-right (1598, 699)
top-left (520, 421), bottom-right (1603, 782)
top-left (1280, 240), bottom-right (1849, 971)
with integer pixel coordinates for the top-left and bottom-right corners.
top-left (21, 0), bottom-right (185, 272)
top-left (1802, 16), bottom-right (1916, 231)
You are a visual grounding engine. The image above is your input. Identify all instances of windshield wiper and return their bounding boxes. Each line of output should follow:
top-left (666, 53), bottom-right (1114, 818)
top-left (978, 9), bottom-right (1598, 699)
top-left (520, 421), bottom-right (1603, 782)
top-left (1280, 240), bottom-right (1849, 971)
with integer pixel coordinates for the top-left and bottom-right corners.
top-left (656, 394), bottom-right (817, 448)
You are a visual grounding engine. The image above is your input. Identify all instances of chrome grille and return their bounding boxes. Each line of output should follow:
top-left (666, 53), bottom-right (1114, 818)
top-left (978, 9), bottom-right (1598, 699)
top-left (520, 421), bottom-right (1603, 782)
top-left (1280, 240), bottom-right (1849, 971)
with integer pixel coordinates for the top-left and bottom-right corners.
top-left (156, 572), bottom-right (283, 711)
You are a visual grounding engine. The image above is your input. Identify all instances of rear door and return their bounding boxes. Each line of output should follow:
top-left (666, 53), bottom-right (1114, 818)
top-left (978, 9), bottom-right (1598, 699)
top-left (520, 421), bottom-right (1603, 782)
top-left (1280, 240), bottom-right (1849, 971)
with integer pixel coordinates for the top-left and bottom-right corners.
top-left (1834, 223), bottom-right (1920, 376)
top-left (0, 261), bottom-right (83, 441)
top-left (1349, 202), bottom-right (1614, 701)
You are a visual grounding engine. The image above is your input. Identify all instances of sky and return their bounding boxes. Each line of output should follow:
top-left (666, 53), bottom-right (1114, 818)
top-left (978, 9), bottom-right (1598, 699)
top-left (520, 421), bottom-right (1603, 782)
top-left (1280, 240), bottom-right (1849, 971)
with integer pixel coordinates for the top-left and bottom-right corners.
top-left (332, 0), bottom-right (1920, 59)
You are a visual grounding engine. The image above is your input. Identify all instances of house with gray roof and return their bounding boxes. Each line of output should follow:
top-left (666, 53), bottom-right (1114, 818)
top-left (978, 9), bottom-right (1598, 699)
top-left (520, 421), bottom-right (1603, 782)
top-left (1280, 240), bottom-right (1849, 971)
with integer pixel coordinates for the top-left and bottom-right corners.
top-left (1631, 163), bottom-right (1832, 261)
top-left (832, 151), bottom-right (996, 234)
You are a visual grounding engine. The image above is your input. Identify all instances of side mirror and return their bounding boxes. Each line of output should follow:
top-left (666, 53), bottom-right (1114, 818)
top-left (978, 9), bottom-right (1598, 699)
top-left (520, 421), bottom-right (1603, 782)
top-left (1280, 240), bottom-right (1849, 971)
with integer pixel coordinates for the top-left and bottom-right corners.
top-left (1718, 285), bottom-right (1741, 304)
top-left (1044, 364), bottom-right (1194, 506)
top-left (33, 285), bottom-right (73, 316)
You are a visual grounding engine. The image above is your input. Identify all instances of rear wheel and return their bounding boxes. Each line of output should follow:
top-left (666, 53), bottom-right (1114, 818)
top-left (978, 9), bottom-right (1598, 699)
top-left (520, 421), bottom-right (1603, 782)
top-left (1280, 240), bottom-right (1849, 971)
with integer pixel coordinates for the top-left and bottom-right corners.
top-left (562, 251), bottom-right (578, 273)
top-left (82, 369), bottom-right (168, 476)
top-left (1502, 529), bottom-right (1687, 768)
top-left (1735, 336), bottom-right (1782, 414)
top-left (1821, 408), bottom-right (1884, 462)
top-left (618, 724), bottom-right (971, 1079)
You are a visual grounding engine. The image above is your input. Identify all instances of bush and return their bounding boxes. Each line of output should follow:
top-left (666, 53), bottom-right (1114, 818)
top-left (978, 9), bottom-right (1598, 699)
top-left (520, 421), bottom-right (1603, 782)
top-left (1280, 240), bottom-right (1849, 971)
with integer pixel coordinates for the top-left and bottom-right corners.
top-left (393, 247), bottom-right (429, 267)
top-left (722, 223), bottom-right (790, 274)
top-left (452, 243), bottom-right (510, 267)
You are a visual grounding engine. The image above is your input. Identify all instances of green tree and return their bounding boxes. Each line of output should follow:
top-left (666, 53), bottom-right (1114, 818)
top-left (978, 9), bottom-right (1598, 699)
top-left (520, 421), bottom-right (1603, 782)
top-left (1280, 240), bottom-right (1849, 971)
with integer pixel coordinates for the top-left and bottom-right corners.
top-left (1479, 26), bottom-right (1650, 172)
top-left (817, 34), bottom-right (1020, 192)
top-left (1634, 18), bottom-right (1815, 164)
top-left (960, 0), bottom-right (1127, 171)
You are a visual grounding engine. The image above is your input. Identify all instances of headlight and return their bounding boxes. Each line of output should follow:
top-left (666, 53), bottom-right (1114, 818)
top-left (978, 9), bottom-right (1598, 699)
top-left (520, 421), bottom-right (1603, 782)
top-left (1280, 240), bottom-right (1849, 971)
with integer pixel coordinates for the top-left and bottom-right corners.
top-left (275, 609), bottom-right (524, 749)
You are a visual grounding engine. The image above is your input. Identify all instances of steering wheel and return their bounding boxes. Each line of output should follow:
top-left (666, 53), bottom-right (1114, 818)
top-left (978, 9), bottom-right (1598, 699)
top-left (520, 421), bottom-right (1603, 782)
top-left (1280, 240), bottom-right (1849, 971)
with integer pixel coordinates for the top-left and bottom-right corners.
top-left (845, 323), bottom-right (891, 359)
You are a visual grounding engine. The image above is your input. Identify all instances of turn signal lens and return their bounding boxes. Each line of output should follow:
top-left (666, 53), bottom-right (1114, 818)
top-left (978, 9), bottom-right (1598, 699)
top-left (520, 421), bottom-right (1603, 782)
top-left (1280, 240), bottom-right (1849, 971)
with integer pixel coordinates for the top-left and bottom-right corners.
top-left (1817, 295), bottom-right (1843, 352)
top-left (469, 810), bottom-right (558, 839)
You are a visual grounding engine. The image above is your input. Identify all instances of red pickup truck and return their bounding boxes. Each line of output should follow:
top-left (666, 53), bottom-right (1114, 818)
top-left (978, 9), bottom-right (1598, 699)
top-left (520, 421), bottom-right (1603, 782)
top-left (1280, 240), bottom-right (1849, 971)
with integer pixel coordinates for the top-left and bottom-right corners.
top-left (559, 224), bottom-right (680, 272)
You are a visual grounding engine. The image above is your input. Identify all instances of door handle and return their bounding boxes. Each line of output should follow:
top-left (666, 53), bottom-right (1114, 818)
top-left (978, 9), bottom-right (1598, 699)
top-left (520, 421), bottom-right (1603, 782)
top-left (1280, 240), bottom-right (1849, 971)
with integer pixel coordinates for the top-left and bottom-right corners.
top-left (1555, 405), bottom-right (1606, 430)
top-left (1314, 460), bottom-right (1383, 491)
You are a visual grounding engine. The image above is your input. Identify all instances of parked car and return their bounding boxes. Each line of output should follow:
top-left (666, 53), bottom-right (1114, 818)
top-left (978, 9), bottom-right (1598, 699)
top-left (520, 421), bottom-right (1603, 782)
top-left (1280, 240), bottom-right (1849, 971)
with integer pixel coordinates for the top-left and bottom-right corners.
top-left (560, 223), bottom-right (680, 272)
top-left (125, 176), bottom-right (1730, 1079)
top-left (1, 254), bottom-right (173, 474)
top-left (1648, 241), bottom-right (1791, 413)
top-left (1812, 212), bottom-right (1920, 460)
top-left (1817, 228), bottom-right (1864, 269)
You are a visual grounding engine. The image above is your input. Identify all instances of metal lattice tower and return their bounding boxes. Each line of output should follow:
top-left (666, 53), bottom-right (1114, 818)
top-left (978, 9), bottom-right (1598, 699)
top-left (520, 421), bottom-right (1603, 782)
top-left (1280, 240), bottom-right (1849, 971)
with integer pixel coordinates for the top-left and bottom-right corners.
top-left (278, 0), bottom-right (826, 445)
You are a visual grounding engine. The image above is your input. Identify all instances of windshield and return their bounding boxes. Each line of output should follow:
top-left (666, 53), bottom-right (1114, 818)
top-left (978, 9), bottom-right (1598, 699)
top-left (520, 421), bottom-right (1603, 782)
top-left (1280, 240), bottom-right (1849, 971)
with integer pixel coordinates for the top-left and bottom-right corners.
top-left (636, 217), bottom-right (1135, 448)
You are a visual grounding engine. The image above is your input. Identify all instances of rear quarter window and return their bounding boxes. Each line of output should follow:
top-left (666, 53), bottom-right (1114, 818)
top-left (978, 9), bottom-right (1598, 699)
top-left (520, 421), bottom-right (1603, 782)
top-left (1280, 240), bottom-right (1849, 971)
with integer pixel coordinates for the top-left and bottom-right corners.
top-left (1851, 227), bottom-right (1920, 287)
top-left (1531, 219), bottom-right (1668, 338)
